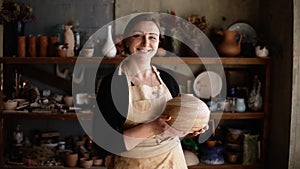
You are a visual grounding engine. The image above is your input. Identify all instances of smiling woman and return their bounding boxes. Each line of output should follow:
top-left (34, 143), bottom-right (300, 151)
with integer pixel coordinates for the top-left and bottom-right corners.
top-left (92, 13), bottom-right (210, 169)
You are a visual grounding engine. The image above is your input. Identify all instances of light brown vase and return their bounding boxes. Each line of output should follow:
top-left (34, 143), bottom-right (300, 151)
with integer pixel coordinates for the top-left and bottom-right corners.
top-left (39, 36), bottom-right (48, 57)
top-left (28, 36), bottom-right (36, 57)
top-left (217, 30), bottom-right (242, 57)
top-left (48, 36), bottom-right (58, 57)
top-left (17, 36), bottom-right (26, 58)
top-left (162, 93), bottom-right (210, 134)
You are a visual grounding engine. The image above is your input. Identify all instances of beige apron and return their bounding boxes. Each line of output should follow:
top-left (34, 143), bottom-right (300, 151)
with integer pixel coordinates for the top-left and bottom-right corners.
top-left (109, 61), bottom-right (187, 169)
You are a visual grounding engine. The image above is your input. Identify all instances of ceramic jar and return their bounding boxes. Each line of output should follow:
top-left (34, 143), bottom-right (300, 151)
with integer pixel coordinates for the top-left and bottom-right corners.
top-left (162, 93), bottom-right (210, 134)
top-left (217, 30), bottom-right (242, 57)
top-left (236, 98), bottom-right (246, 112)
top-left (255, 46), bottom-right (269, 57)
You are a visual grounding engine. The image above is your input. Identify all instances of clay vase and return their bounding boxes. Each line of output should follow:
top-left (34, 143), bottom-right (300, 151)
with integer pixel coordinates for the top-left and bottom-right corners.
top-left (64, 25), bottom-right (75, 57)
top-left (162, 94), bottom-right (210, 134)
top-left (28, 36), bottom-right (37, 57)
top-left (102, 25), bottom-right (117, 58)
top-left (217, 30), bottom-right (242, 57)
top-left (17, 36), bottom-right (26, 58)
top-left (39, 36), bottom-right (48, 57)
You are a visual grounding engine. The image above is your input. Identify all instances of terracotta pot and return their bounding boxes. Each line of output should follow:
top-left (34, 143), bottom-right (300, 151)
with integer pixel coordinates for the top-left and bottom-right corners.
top-left (64, 152), bottom-right (78, 167)
top-left (206, 139), bottom-right (217, 148)
top-left (217, 30), bottom-right (242, 57)
top-left (226, 152), bottom-right (238, 163)
top-left (162, 94), bottom-right (210, 133)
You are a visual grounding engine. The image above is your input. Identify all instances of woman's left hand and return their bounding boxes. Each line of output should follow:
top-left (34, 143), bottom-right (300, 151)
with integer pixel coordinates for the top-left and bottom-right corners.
top-left (191, 124), bottom-right (209, 136)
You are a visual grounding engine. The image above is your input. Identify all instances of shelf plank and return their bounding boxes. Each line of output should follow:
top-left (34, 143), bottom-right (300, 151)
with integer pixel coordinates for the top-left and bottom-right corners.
top-left (0, 56), bottom-right (271, 65)
top-left (188, 163), bottom-right (262, 169)
top-left (2, 111), bottom-right (93, 120)
top-left (4, 165), bottom-right (106, 169)
top-left (1, 111), bottom-right (264, 120)
top-left (211, 112), bottom-right (265, 119)
top-left (3, 164), bottom-right (261, 169)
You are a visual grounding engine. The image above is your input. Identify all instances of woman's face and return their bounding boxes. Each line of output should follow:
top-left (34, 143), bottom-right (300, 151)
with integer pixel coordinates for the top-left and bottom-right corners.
top-left (126, 21), bottom-right (160, 59)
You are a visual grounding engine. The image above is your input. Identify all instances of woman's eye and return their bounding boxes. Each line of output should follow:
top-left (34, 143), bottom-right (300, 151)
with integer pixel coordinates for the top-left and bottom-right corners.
top-left (149, 36), bottom-right (157, 40)
top-left (132, 34), bottom-right (142, 38)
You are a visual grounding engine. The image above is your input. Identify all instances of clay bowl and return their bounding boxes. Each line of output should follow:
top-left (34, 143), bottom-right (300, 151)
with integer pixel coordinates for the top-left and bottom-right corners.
top-left (80, 158), bottom-right (93, 168)
top-left (92, 156), bottom-right (103, 166)
top-left (162, 94), bottom-right (211, 134)
top-left (3, 100), bottom-right (18, 110)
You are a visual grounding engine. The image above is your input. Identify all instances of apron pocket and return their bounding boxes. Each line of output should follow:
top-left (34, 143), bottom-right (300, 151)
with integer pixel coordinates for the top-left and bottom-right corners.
top-left (132, 100), bottom-right (152, 112)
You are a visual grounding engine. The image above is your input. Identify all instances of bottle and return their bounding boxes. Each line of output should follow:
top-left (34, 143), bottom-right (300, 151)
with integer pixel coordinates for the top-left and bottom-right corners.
top-left (73, 21), bottom-right (81, 56)
top-left (64, 25), bottom-right (75, 57)
top-left (13, 124), bottom-right (23, 146)
top-left (102, 25), bottom-right (117, 58)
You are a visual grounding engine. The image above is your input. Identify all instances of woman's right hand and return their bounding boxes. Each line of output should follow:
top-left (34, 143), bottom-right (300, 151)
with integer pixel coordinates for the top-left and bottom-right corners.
top-left (123, 115), bottom-right (172, 150)
top-left (145, 115), bottom-right (172, 136)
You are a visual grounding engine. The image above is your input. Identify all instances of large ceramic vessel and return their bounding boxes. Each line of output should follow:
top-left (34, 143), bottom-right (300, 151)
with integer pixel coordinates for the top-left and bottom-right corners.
top-left (162, 93), bottom-right (210, 134)
top-left (217, 30), bottom-right (242, 56)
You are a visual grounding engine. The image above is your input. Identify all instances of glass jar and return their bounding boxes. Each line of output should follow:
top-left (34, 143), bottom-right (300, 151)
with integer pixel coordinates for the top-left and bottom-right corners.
top-left (236, 98), bottom-right (246, 112)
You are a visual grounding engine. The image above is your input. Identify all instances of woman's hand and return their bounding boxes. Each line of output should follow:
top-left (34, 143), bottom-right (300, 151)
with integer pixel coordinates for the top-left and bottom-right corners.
top-left (191, 124), bottom-right (209, 136)
top-left (146, 115), bottom-right (172, 136)
top-left (123, 115), bottom-right (172, 150)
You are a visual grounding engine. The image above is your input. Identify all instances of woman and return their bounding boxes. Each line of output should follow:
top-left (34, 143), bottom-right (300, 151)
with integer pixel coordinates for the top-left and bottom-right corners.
top-left (94, 13), bottom-right (208, 169)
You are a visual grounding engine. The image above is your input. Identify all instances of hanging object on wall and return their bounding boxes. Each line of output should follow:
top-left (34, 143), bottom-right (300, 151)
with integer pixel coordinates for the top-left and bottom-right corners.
top-left (56, 65), bottom-right (69, 79)
top-left (102, 25), bottom-right (117, 58)
top-left (73, 67), bottom-right (85, 84)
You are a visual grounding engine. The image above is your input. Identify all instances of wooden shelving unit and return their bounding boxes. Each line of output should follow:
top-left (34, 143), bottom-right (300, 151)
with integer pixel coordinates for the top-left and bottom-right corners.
top-left (1, 111), bottom-right (93, 120)
top-left (0, 56), bottom-right (271, 169)
top-left (0, 56), bottom-right (270, 65)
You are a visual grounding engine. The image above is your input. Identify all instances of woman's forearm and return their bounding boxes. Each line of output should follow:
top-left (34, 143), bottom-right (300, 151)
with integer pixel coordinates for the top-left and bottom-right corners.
top-left (123, 123), bottom-right (154, 150)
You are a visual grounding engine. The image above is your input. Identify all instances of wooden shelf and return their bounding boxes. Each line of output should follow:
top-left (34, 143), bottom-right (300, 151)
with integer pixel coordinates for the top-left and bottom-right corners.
top-left (0, 56), bottom-right (271, 65)
top-left (3, 165), bottom-right (106, 169)
top-left (188, 163), bottom-right (263, 169)
top-left (3, 164), bottom-right (261, 169)
top-left (1, 111), bottom-right (93, 120)
top-left (0, 56), bottom-right (271, 169)
top-left (0, 110), bottom-right (263, 120)
top-left (211, 112), bottom-right (265, 119)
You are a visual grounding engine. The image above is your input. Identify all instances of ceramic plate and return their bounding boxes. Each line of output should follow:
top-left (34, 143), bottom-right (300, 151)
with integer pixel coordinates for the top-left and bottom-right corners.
top-left (228, 22), bottom-right (257, 45)
top-left (193, 71), bottom-right (222, 99)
